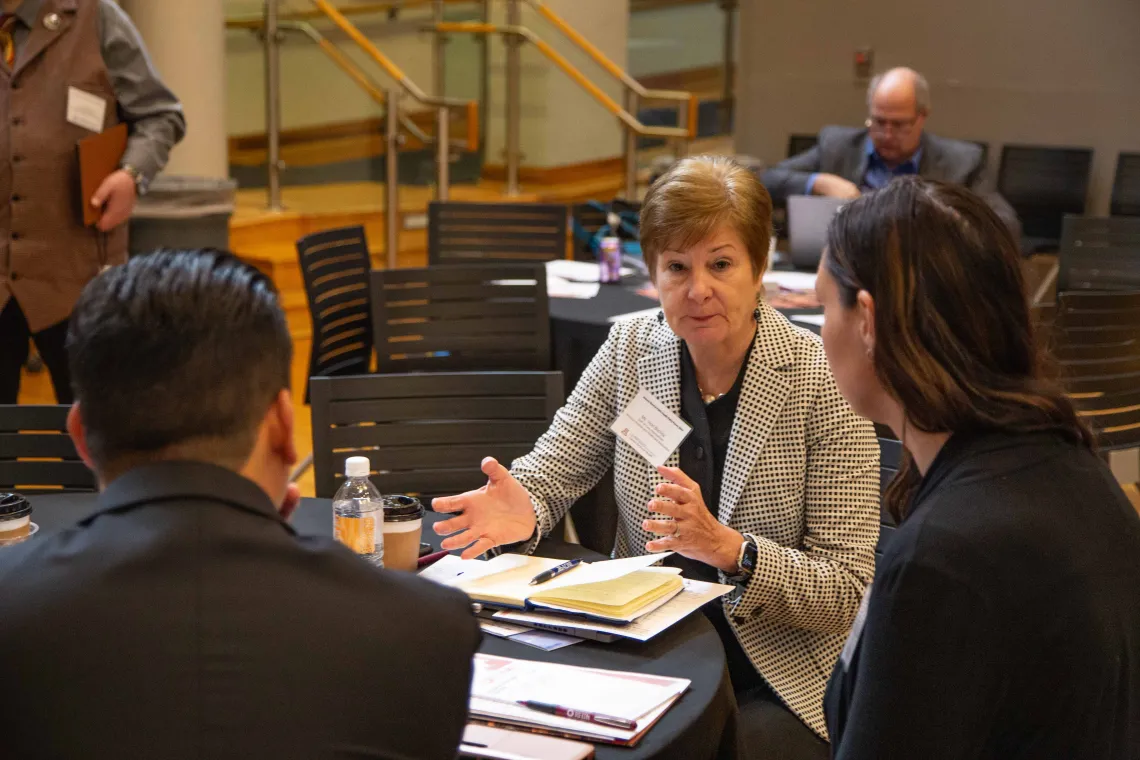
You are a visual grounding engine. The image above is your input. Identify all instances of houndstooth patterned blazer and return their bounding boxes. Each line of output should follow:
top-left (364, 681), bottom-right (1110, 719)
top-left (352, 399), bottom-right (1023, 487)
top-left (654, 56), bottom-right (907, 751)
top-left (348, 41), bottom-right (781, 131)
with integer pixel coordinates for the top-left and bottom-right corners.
top-left (510, 303), bottom-right (880, 738)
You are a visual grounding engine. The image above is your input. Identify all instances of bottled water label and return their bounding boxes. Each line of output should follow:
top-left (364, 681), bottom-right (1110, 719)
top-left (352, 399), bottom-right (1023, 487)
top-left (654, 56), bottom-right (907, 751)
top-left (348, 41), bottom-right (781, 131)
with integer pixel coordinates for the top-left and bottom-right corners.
top-left (333, 498), bottom-right (384, 567)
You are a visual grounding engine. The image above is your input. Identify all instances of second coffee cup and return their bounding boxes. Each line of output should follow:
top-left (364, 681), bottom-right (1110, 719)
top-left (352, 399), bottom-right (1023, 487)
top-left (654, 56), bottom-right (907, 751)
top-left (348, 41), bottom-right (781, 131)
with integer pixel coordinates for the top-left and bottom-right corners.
top-left (381, 495), bottom-right (424, 571)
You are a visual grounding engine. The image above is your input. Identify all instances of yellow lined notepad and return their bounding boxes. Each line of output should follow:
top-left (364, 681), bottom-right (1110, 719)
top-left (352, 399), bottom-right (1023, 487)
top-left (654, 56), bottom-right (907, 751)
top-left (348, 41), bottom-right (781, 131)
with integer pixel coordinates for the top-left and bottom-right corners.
top-left (528, 571), bottom-right (683, 618)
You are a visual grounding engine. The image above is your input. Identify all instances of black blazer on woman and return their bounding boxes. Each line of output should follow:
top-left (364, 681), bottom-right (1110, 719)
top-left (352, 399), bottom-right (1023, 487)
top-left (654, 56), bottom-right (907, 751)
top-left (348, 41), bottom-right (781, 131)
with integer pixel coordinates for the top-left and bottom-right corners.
top-left (825, 430), bottom-right (1140, 760)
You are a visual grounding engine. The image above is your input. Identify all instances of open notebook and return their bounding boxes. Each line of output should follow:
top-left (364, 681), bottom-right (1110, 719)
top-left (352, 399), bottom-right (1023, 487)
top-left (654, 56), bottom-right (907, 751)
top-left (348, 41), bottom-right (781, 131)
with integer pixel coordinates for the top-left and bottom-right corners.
top-left (452, 553), bottom-right (683, 623)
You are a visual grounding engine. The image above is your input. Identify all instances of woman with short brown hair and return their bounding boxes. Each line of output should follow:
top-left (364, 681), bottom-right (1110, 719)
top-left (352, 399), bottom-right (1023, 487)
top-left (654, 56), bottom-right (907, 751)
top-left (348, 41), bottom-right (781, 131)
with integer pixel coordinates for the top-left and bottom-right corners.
top-left (817, 176), bottom-right (1140, 758)
top-left (436, 155), bottom-right (880, 757)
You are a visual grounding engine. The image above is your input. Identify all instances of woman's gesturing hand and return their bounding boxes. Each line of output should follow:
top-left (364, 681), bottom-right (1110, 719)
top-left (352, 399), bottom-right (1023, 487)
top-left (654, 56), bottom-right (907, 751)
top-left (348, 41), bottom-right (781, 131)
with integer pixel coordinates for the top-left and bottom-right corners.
top-left (643, 466), bottom-right (744, 573)
top-left (432, 457), bottom-right (538, 559)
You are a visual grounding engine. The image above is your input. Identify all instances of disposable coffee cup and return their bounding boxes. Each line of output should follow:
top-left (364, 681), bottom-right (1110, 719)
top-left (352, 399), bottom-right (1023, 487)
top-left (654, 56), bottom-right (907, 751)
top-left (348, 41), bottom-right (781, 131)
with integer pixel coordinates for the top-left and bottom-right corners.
top-left (0, 493), bottom-right (34, 547)
top-left (382, 495), bottom-right (424, 572)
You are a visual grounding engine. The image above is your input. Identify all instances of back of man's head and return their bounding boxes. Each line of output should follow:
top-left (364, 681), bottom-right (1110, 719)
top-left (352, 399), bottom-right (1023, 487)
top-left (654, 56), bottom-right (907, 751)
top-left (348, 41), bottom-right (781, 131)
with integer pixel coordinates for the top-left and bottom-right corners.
top-left (67, 249), bottom-right (292, 478)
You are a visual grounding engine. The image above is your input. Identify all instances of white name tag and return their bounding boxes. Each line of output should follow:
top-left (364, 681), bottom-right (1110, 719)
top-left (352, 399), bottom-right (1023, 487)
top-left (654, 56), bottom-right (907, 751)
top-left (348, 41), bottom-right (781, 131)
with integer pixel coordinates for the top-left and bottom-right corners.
top-left (67, 86), bottom-right (107, 133)
top-left (610, 389), bottom-right (692, 468)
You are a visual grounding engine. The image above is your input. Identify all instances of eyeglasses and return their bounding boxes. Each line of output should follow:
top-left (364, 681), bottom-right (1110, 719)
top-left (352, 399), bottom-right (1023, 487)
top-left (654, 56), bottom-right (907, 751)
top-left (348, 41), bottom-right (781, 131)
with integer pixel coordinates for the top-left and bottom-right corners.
top-left (865, 115), bottom-right (921, 135)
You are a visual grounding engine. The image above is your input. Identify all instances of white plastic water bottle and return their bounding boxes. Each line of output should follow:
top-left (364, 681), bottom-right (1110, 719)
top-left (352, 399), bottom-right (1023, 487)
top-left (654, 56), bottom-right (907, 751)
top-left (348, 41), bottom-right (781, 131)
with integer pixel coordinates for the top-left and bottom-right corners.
top-left (333, 456), bottom-right (384, 567)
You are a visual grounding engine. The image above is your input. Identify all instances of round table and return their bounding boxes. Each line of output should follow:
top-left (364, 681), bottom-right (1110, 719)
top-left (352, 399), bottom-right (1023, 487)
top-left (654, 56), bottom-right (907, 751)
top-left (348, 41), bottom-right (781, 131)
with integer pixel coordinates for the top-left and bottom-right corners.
top-left (26, 493), bottom-right (741, 760)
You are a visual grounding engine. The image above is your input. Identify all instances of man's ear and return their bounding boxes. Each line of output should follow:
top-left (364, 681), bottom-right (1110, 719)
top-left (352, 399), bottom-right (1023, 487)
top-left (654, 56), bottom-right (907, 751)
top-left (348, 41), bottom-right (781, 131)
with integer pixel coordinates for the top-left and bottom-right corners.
top-left (856, 289), bottom-right (877, 358)
top-left (66, 403), bottom-right (98, 474)
top-left (268, 389), bottom-right (297, 468)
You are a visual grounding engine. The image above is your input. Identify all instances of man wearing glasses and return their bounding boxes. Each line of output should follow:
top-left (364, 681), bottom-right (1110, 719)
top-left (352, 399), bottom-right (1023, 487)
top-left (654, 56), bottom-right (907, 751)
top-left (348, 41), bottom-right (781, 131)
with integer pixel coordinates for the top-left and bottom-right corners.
top-left (762, 67), bottom-right (1018, 232)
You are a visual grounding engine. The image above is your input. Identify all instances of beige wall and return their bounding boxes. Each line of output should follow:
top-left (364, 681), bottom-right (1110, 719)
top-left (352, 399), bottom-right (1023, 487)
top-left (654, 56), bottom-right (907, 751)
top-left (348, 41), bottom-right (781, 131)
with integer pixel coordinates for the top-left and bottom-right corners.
top-left (485, 0), bottom-right (629, 169)
top-left (736, 0), bottom-right (1140, 214)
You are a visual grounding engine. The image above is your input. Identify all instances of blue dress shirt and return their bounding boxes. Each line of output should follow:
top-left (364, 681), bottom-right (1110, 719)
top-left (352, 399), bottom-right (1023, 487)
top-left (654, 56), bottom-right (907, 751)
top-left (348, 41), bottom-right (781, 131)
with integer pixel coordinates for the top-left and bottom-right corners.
top-left (806, 138), bottom-right (923, 194)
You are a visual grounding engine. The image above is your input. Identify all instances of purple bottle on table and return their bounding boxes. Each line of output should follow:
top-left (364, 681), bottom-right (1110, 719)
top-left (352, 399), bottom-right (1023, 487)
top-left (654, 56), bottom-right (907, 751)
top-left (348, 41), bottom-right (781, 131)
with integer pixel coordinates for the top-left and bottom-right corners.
top-left (599, 236), bottom-right (622, 284)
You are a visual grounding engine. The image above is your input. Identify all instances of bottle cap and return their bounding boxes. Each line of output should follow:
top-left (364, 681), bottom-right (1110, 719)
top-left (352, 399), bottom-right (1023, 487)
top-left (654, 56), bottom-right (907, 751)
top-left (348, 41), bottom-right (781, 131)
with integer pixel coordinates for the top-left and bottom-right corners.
top-left (345, 456), bottom-right (371, 478)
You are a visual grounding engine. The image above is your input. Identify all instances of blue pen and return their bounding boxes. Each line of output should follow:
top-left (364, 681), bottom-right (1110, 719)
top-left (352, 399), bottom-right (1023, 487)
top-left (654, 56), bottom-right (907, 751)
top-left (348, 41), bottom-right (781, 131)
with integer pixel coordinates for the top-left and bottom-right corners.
top-left (528, 558), bottom-right (582, 586)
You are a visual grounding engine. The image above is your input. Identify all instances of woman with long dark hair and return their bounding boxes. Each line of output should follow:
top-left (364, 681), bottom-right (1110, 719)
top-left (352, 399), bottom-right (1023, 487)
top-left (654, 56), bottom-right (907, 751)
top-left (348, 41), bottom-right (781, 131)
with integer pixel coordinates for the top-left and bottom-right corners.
top-left (816, 176), bottom-right (1140, 759)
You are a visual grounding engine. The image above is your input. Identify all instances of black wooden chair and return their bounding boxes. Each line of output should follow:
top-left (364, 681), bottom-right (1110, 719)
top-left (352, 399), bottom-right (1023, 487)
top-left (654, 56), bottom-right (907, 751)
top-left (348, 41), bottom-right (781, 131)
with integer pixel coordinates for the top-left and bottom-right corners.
top-left (876, 435), bottom-right (902, 563)
top-left (370, 264), bottom-right (550, 374)
top-left (1051, 290), bottom-right (1140, 453)
top-left (0, 405), bottom-right (95, 493)
top-left (295, 226), bottom-right (374, 403)
top-left (310, 371), bottom-right (563, 500)
top-left (570, 200), bottom-right (641, 262)
top-left (1058, 215), bottom-right (1140, 293)
top-left (997, 145), bottom-right (1093, 253)
top-left (1111, 152), bottom-right (1140, 218)
top-left (428, 201), bottom-right (569, 265)
top-left (787, 133), bottom-right (818, 158)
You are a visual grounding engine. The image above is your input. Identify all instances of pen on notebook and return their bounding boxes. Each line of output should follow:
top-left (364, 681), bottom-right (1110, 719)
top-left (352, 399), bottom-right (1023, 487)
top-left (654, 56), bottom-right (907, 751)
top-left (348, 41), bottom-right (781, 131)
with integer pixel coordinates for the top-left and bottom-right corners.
top-left (528, 558), bottom-right (582, 586)
top-left (517, 700), bottom-right (638, 731)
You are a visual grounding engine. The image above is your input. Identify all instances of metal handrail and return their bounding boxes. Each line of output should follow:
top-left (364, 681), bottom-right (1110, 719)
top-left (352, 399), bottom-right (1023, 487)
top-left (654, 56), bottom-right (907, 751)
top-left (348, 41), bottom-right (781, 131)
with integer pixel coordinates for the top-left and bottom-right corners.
top-left (435, 22), bottom-right (693, 140)
top-left (524, 0), bottom-right (691, 104)
top-left (280, 21), bottom-right (430, 145)
top-left (227, 0), bottom-right (459, 30)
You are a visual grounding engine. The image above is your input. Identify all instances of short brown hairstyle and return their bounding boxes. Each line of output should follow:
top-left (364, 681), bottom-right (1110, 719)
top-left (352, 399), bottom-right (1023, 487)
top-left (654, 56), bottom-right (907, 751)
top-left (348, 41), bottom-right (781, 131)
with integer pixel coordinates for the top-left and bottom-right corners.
top-left (640, 155), bottom-right (773, 278)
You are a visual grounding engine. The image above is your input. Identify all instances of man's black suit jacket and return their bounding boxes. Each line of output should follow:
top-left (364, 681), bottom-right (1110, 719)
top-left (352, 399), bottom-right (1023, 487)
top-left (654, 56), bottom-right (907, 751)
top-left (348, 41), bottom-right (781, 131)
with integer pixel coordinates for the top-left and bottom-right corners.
top-left (762, 126), bottom-right (1021, 237)
top-left (0, 462), bottom-right (481, 760)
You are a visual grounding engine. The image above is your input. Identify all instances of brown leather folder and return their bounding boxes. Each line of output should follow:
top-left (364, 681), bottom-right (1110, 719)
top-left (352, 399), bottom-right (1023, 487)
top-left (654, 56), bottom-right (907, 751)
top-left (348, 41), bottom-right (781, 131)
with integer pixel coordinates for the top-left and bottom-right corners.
top-left (77, 123), bottom-right (128, 226)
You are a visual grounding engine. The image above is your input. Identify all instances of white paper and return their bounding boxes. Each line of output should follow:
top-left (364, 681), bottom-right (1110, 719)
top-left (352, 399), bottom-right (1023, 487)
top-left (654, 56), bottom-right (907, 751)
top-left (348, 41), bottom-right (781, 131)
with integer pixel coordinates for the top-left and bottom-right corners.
top-left (763, 270), bottom-right (817, 292)
top-left (791, 314), bottom-right (826, 327)
top-left (539, 552), bottom-right (674, 588)
top-left (547, 275), bottom-right (601, 300)
top-left (611, 388), bottom-right (692, 468)
top-left (67, 87), bottom-right (107, 133)
top-left (471, 654), bottom-right (688, 723)
top-left (418, 553), bottom-right (531, 586)
top-left (509, 630), bottom-right (583, 651)
top-left (479, 619), bottom-right (532, 638)
top-left (546, 259), bottom-right (632, 283)
top-left (608, 307), bottom-right (661, 323)
top-left (495, 578), bottom-right (734, 642)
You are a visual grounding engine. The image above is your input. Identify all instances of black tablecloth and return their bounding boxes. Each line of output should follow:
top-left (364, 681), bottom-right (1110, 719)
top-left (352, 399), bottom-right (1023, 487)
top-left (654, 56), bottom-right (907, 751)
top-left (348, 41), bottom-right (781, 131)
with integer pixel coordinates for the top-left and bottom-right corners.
top-left (24, 493), bottom-right (740, 760)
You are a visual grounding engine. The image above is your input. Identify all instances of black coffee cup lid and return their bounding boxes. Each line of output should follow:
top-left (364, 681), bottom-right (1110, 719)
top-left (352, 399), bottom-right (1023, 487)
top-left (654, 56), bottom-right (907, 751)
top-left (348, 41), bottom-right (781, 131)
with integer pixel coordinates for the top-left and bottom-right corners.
top-left (0, 492), bottom-right (31, 519)
top-left (382, 494), bottom-right (424, 522)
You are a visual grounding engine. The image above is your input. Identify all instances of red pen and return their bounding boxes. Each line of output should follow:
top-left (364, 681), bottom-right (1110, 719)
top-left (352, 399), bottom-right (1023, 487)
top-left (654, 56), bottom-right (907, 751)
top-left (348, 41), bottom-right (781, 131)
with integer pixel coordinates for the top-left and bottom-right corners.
top-left (517, 700), bottom-right (638, 731)
top-left (417, 549), bottom-right (449, 569)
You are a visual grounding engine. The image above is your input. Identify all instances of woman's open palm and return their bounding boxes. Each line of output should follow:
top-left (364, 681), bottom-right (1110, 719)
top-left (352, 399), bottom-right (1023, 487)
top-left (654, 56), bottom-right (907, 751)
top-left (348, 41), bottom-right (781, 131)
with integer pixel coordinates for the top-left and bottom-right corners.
top-left (432, 457), bottom-right (538, 559)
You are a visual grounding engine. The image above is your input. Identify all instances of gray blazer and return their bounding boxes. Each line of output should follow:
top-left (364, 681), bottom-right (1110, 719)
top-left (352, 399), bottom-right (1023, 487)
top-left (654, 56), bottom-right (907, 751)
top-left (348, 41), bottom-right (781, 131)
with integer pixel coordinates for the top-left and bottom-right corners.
top-left (763, 126), bottom-right (1020, 236)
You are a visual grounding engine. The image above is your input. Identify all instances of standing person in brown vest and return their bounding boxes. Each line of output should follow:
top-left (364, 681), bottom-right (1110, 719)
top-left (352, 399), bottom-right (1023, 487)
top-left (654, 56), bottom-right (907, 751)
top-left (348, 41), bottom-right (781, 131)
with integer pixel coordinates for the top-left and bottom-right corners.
top-left (0, 0), bottom-right (185, 403)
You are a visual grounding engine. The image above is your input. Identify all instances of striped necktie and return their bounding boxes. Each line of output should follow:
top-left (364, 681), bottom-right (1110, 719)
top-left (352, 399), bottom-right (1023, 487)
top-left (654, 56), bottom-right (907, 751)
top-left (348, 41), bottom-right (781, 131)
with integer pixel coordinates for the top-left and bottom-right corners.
top-left (0, 14), bottom-right (16, 69)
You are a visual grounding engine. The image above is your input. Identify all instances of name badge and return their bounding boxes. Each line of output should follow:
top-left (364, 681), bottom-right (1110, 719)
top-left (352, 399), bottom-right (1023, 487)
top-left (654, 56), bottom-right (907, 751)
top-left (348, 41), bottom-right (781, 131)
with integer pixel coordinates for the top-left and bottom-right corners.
top-left (610, 389), bottom-right (692, 468)
top-left (67, 87), bottom-right (107, 133)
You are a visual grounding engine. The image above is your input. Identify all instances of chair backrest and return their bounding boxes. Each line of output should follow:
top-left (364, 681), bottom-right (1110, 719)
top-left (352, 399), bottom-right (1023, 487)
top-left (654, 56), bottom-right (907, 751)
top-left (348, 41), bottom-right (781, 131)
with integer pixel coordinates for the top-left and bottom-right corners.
top-left (310, 371), bottom-right (564, 500)
top-left (0, 405), bottom-right (95, 493)
top-left (787, 133), bottom-right (818, 158)
top-left (876, 435), bottom-right (902, 562)
top-left (570, 199), bottom-right (641, 260)
top-left (969, 140), bottom-right (989, 167)
top-left (295, 226), bottom-right (374, 400)
top-left (1058, 215), bottom-right (1140, 292)
top-left (997, 145), bottom-right (1093, 241)
top-left (1111, 152), bottom-right (1140, 217)
top-left (1051, 289), bottom-right (1140, 451)
top-left (370, 264), bottom-right (550, 374)
top-left (428, 201), bottom-right (569, 265)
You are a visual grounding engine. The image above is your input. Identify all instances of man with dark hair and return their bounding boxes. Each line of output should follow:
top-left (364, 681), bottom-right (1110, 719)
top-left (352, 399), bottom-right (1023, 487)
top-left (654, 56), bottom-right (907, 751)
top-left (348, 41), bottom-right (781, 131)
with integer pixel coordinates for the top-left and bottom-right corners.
top-left (0, 250), bottom-right (480, 760)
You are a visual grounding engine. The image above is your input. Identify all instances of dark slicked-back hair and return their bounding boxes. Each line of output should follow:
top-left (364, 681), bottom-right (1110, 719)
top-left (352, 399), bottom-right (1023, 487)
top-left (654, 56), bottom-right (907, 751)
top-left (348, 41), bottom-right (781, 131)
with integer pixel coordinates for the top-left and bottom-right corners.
top-left (68, 249), bottom-right (292, 473)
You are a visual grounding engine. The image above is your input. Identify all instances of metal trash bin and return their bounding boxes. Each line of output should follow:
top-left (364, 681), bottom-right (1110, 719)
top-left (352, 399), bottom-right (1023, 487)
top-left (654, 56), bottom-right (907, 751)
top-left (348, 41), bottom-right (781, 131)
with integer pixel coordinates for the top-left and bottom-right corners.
top-left (128, 175), bottom-right (237, 256)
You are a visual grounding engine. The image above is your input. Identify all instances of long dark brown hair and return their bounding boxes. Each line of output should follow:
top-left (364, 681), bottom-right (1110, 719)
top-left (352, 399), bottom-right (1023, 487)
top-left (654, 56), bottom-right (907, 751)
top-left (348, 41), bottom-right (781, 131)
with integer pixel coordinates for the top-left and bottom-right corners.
top-left (825, 177), bottom-right (1093, 522)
